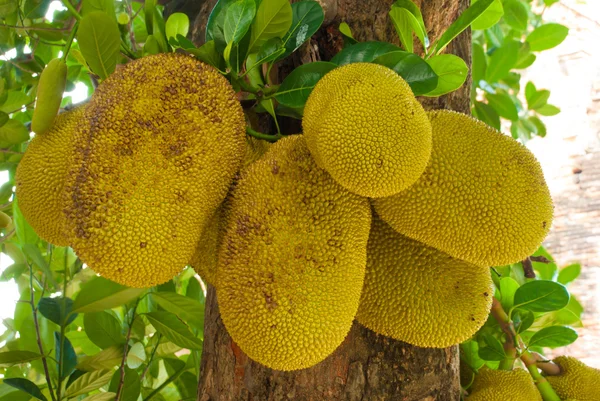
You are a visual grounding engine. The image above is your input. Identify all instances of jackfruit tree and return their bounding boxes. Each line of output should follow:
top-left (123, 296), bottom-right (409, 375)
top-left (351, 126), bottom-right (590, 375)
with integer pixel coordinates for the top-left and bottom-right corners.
top-left (0, 0), bottom-right (588, 400)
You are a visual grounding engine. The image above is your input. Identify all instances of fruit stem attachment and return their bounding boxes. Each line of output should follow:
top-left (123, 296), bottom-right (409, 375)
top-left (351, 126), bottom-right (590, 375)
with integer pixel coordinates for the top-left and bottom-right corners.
top-left (246, 126), bottom-right (283, 142)
top-left (62, 21), bottom-right (78, 62)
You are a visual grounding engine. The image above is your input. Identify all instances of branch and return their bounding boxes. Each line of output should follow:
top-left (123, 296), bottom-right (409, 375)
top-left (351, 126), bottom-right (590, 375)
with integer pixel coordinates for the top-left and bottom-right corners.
top-left (115, 300), bottom-right (140, 401)
top-left (246, 126), bottom-right (282, 142)
top-left (522, 257), bottom-right (536, 278)
top-left (0, 23), bottom-right (70, 31)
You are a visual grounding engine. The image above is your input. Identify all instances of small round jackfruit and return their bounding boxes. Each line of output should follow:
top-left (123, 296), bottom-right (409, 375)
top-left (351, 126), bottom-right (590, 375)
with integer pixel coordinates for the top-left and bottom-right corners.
top-left (302, 62), bottom-right (432, 198)
top-left (217, 135), bottom-right (371, 371)
top-left (466, 368), bottom-right (542, 401)
top-left (16, 107), bottom-right (84, 246)
top-left (64, 53), bottom-right (246, 288)
top-left (356, 216), bottom-right (493, 348)
top-left (31, 58), bottom-right (68, 135)
top-left (374, 110), bottom-right (553, 267)
top-left (546, 356), bottom-right (600, 401)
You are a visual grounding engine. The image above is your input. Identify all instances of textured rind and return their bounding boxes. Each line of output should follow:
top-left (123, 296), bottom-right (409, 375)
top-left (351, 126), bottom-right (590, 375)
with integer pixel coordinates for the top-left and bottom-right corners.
top-left (546, 356), bottom-right (600, 401)
top-left (466, 368), bottom-right (542, 400)
top-left (302, 62), bottom-right (432, 198)
top-left (217, 135), bottom-right (371, 371)
top-left (16, 107), bottom-right (84, 246)
top-left (356, 215), bottom-right (493, 348)
top-left (189, 137), bottom-right (271, 286)
top-left (64, 53), bottom-right (246, 288)
top-left (373, 110), bottom-right (553, 266)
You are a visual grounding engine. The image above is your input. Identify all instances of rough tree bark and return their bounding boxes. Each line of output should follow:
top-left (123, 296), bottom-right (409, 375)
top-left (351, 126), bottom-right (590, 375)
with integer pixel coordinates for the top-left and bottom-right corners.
top-left (184, 0), bottom-right (472, 399)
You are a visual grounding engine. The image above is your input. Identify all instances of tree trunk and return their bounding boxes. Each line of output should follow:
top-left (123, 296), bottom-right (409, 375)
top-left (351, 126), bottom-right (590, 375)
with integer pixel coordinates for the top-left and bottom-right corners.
top-left (187, 0), bottom-right (472, 399)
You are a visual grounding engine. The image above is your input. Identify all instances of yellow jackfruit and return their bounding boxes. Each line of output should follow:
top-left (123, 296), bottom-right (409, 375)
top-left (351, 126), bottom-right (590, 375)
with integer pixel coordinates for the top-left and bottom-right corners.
top-left (217, 135), bottom-right (371, 371)
top-left (466, 368), bottom-right (542, 400)
top-left (546, 356), bottom-right (600, 401)
top-left (302, 62), bottom-right (432, 198)
top-left (356, 215), bottom-right (493, 347)
top-left (189, 136), bottom-right (271, 286)
top-left (16, 107), bottom-right (84, 246)
top-left (64, 53), bottom-right (245, 288)
top-left (374, 110), bottom-right (553, 267)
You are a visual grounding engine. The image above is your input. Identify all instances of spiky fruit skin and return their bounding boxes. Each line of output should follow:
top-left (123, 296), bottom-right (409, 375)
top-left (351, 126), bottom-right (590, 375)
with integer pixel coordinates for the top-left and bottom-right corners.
top-left (466, 368), bottom-right (542, 400)
top-left (302, 62), bottom-right (432, 198)
top-left (31, 58), bottom-right (68, 135)
top-left (16, 107), bottom-right (84, 246)
top-left (64, 53), bottom-right (246, 288)
top-left (217, 135), bottom-right (371, 371)
top-left (546, 356), bottom-right (600, 401)
top-left (374, 110), bottom-right (553, 267)
top-left (356, 215), bottom-right (493, 347)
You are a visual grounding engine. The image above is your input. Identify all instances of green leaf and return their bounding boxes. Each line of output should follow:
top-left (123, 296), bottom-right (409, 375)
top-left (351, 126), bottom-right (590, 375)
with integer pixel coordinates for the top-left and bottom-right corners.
top-left (554, 296), bottom-right (583, 327)
top-left (478, 334), bottom-right (505, 361)
top-left (0, 119), bottom-right (29, 148)
top-left (536, 103), bottom-right (560, 116)
top-left (389, 6), bottom-right (415, 53)
top-left (64, 370), bottom-right (114, 398)
top-left (77, 11), bottom-right (121, 79)
top-left (472, 42), bottom-right (487, 86)
top-left (513, 280), bottom-right (569, 313)
top-left (22, 244), bottom-right (57, 288)
top-left (38, 297), bottom-right (77, 326)
top-left (485, 40), bottom-right (519, 82)
top-left (4, 378), bottom-right (47, 401)
top-left (529, 115), bottom-right (546, 137)
top-left (499, 277), bottom-right (520, 310)
top-left (144, 311), bottom-right (203, 350)
top-left (149, 292), bottom-right (204, 330)
top-left (223, 0), bottom-right (255, 44)
top-left (512, 308), bottom-right (534, 333)
top-left (280, 1), bottom-right (324, 59)
top-left (11, 199), bottom-right (39, 245)
top-left (558, 263), bottom-right (581, 286)
top-left (527, 89), bottom-right (550, 110)
top-left (0, 0), bottom-right (18, 17)
top-left (82, 0), bottom-right (116, 20)
top-left (80, 393), bottom-right (117, 401)
top-left (275, 61), bottom-right (337, 108)
top-left (109, 368), bottom-right (140, 401)
top-left (77, 346), bottom-right (123, 371)
top-left (431, 0), bottom-right (495, 55)
top-left (252, 38), bottom-right (286, 67)
top-left (502, 0), bottom-right (528, 31)
top-left (84, 311), bottom-right (125, 349)
top-left (460, 340), bottom-right (485, 370)
top-left (56, 332), bottom-right (77, 378)
top-left (72, 276), bottom-right (145, 313)
top-left (473, 101), bottom-right (500, 130)
top-left (374, 51), bottom-right (438, 95)
top-left (0, 90), bottom-right (30, 114)
top-left (126, 342), bottom-right (146, 369)
top-left (471, 0), bottom-right (503, 30)
top-left (144, 0), bottom-right (156, 35)
top-left (391, 0), bottom-right (428, 49)
top-left (338, 22), bottom-right (356, 43)
top-left (424, 54), bottom-right (467, 96)
top-left (531, 246), bottom-right (558, 281)
top-left (514, 42), bottom-right (535, 69)
top-left (248, 0), bottom-right (293, 53)
top-left (330, 41), bottom-right (400, 65)
top-left (187, 40), bottom-right (222, 68)
top-left (543, 0), bottom-right (559, 5)
top-left (528, 326), bottom-right (578, 348)
top-left (165, 12), bottom-right (190, 40)
top-left (0, 351), bottom-right (41, 367)
top-left (526, 23), bottom-right (569, 52)
top-left (486, 92), bottom-right (518, 121)
top-left (206, 0), bottom-right (232, 43)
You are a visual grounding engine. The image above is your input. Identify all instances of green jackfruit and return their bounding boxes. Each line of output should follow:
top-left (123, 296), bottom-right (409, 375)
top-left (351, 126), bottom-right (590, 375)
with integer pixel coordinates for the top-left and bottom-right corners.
top-left (303, 62), bottom-right (432, 198)
top-left (31, 58), bottom-right (68, 135)
top-left (16, 107), bottom-right (84, 246)
top-left (64, 53), bottom-right (246, 288)
top-left (546, 356), bottom-right (600, 401)
top-left (374, 110), bottom-right (553, 267)
top-left (466, 368), bottom-right (542, 400)
top-left (356, 215), bottom-right (493, 347)
top-left (217, 135), bottom-right (371, 371)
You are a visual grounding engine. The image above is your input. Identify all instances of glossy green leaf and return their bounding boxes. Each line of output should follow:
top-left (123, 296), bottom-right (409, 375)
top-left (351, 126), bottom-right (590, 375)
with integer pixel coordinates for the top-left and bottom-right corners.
top-left (531, 247), bottom-right (558, 281)
top-left (338, 22), bottom-right (356, 43)
top-left (0, 351), bottom-right (41, 367)
top-left (248, 0), bottom-right (293, 53)
top-left (64, 370), bottom-right (113, 398)
top-left (554, 296), bottom-right (583, 327)
top-left (374, 51), bottom-right (438, 95)
top-left (144, 0), bottom-right (156, 35)
top-left (0, 0), bottom-right (18, 17)
top-left (392, 0), bottom-right (428, 48)
top-left (528, 326), bottom-right (578, 348)
top-left (77, 346), bottom-right (123, 371)
top-left (223, 0), bottom-right (255, 44)
top-left (527, 89), bottom-right (550, 110)
top-left (187, 40), bottom-right (222, 68)
top-left (514, 42), bottom-right (535, 69)
top-left (478, 334), bottom-right (505, 361)
top-left (331, 41), bottom-right (400, 65)
top-left (206, 0), bottom-right (234, 46)
top-left (84, 311), bottom-right (125, 349)
top-left (80, 393), bottom-right (118, 401)
top-left (460, 340), bottom-right (485, 370)
top-left (513, 280), bottom-right (569, 313)
top-left (22, 244), bottom-right (57, 288)
top-left (275, 61), bottom-right (337, 108)
top-left (499, 277), bottom-right (520, 310)
top-left (472, 42), bottom-right (487, 86)
top-left (279, 1), bottom-right (324, 59)
top-left (126, 342), bottom-right (146, 369)
top-left (424, 54), bottom-right (468, 96)
top-left (502, 0), bottom-right (528, 31)
top-left (56, 332), bottom-right (77, 378)
top-left (109, 368), bottom-right (140, 401)
top-left (471, 0), bottom-right (503, 30)
top-left (536, 103), bottom-right (560, 116)
top-left (77, 11), bottom-right (121, 79)
top-left (529, 115), bottom-right (546, 137)
top-left (0, 119), bottom-right (29, 148)
top-left (253, 38), bottom-right (286, 66)
top-left (144, 311), bottom-right (203, 349)
top-left (543, 0), bottom-right (559, 5)
top-left (512, 308), bottom-right (535, 333)
top-left (72, 276), bottom-right (145, 314)
top-left (82, 0), bottom-right (116, 19)
top-left (150, 291), bottom-right (204, 330)
top-left (527, 23), bottom-right (568, 52)
top-left (3, 378), bottom-right (47, 401)
top-left (486, 92), bottom-right (518, 121)
top-left (165, 12), bottom-right (190, 40)
top-left (38, 297), bottom-right (77, 326)
top-left (12, 200), bottom-right (39, 246)
top-left (558, 263), bottom-right (581, 286)
top-left (485, 40), bottom-right (519, 82)
top-left (473, 101), bottom-right (500, 130)
top-left (389, 6), bottom-right (415, 53)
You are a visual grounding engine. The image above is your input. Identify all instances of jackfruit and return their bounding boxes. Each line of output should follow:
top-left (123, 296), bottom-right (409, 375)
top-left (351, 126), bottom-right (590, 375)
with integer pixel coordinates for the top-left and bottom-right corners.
top-left (373, 110), bottom-right (553, 267)
top-left (217, 135), bottom-right (371, 371)
top-left (466, 368), bottom-right (542, 400)
top-left (356, 215), bottom-right (493, 347)
top-left (546, 356), bottom-right (600, 401)
top-left (63, 53), bottom-right (246, 288)
top-left (31, 58), bottom-right (68, 135)
top-left (302, 62), bottom-right (432, 198)
top-left (16, 107), bottom-right (84, 246)
top-left (189, 136), bottom-right (271, 286)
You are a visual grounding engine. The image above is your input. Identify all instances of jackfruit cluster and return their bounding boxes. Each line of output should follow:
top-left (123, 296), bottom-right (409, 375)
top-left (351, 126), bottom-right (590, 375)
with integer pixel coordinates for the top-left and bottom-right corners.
top-left (546, 356), bottom-right (600, 401)
top-left (466, 368), bottom-right (542, 401)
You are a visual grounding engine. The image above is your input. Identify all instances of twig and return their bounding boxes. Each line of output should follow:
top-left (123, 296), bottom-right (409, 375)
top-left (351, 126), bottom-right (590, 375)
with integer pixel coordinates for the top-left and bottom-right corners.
top-left (6, 59), bottom-right (38, 75)
top-left (530, 255), bottom-right (551, 264)
top-left (115, 299), bottom-right (140, 401)
top-left (522, 257), bottom-right (536, 278)
top-left (5, 100), bottom-right (36, 115)
top-left (246, 126), bottom-right (282, 142)
top-left (140, 334), bottom-right (161, 381)
top-left (0, 23), bottom-right (70, 31)
top-left (0, 230), bottom-right (15, 243)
